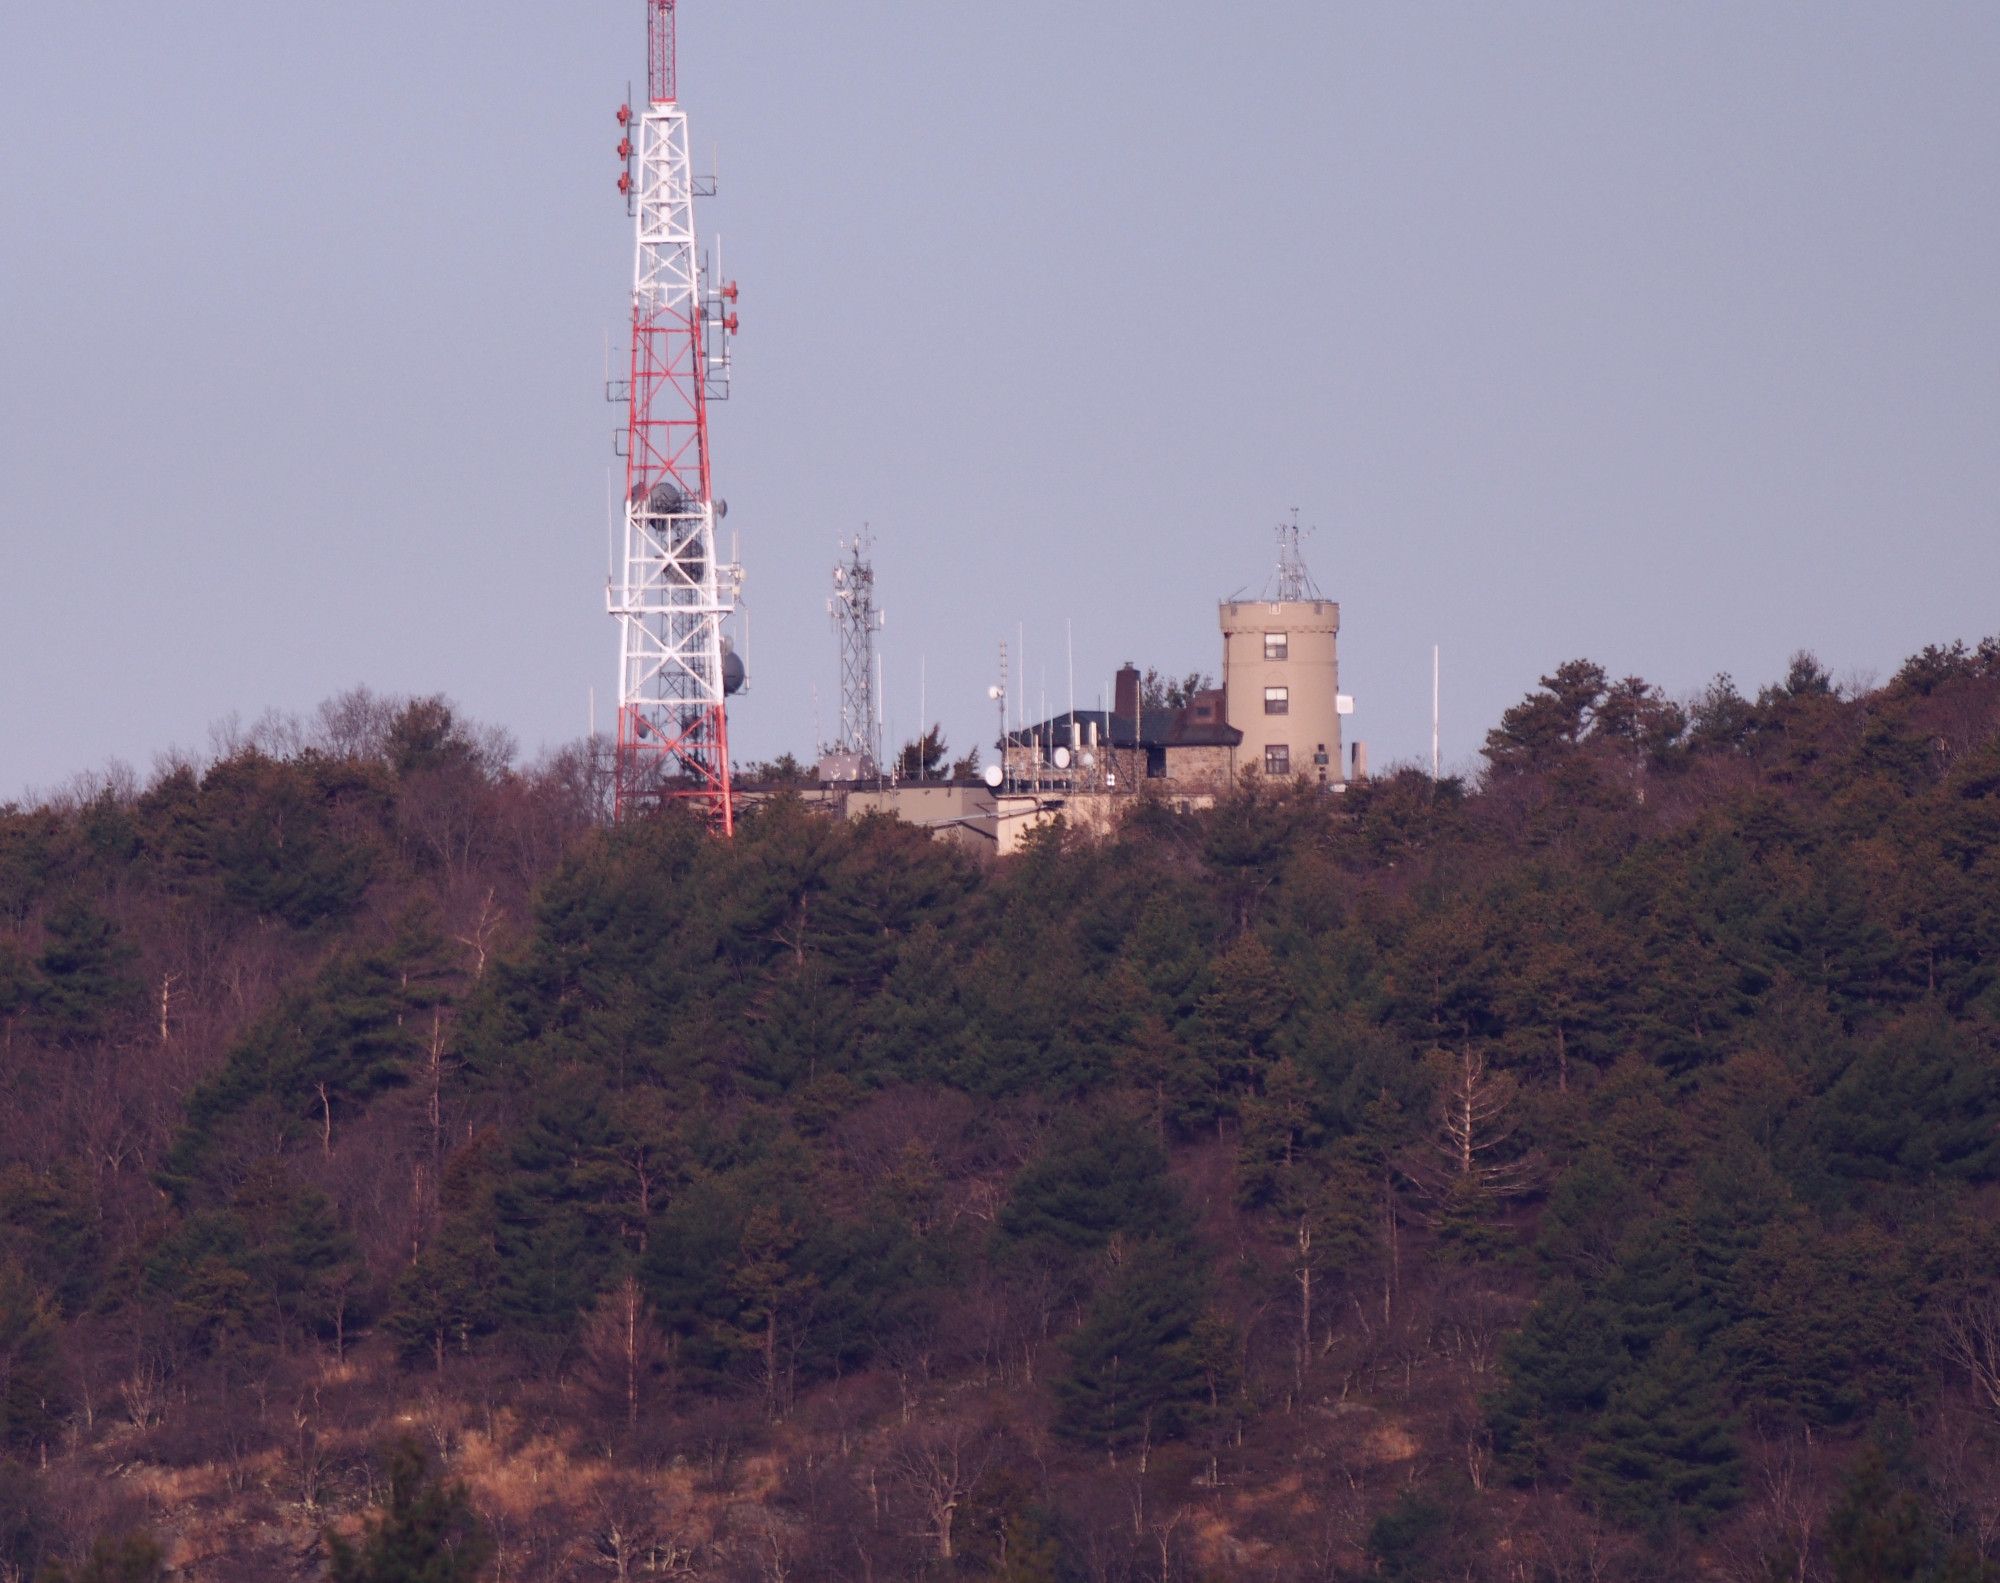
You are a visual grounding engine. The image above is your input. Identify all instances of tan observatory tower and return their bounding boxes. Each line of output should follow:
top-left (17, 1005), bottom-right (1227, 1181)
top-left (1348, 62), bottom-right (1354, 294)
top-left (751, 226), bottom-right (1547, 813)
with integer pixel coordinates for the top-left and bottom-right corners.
top-left (1221, 523), bottom-right (1347, 786)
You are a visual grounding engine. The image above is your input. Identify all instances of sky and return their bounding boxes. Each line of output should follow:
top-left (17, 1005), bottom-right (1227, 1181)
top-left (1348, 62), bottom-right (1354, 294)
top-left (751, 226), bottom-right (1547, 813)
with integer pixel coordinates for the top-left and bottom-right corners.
top-left (4, 1), bottom-right (1997, 799)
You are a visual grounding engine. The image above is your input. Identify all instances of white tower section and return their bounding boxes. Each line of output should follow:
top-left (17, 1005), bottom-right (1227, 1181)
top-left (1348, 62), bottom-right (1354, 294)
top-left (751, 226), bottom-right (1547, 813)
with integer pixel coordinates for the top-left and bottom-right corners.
top-left (608, 0), bottom-right (740, 828)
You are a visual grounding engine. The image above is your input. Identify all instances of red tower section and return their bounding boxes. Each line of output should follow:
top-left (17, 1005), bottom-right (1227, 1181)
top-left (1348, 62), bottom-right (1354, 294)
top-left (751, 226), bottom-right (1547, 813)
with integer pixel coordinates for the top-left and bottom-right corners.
top-left (608, 0), bottom-right (740, 831)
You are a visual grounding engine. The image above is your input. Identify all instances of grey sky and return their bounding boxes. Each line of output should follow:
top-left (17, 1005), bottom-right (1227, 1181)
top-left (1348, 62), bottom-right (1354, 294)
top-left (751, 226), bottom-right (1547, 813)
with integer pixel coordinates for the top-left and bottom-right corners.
top-left (4, 2), bottom-right (1996, 799)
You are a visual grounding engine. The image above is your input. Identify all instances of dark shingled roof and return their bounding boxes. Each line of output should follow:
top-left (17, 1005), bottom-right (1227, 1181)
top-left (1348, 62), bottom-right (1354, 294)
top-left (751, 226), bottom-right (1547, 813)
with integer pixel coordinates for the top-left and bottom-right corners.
top-left (1004, 703), bottom-right (1241, 753)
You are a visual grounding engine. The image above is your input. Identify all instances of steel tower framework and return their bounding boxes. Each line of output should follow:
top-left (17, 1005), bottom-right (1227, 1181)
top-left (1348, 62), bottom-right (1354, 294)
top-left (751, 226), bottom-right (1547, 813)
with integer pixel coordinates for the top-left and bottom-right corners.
top-left (1272, 512), bottom-right (1323, 602)
top-left (608, 0), bottom-right (740, 829)
top-left (827, 533), bottom-right (883, 774)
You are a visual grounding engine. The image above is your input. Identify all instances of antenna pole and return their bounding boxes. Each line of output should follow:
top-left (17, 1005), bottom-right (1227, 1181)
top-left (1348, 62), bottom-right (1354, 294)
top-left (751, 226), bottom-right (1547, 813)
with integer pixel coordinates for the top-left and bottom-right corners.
top-left (998, 642), bottom-right (1010, 790)
top-left (1017, 623), bottom-right (1026, 737)
top-left (1066, 618), bottom-right (1076, 732)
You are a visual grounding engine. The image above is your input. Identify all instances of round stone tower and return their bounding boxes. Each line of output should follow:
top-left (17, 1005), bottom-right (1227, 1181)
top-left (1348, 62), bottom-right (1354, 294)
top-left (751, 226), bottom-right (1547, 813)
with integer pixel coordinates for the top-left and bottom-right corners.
top-left (1220, 596), bottom-right (1341, 786)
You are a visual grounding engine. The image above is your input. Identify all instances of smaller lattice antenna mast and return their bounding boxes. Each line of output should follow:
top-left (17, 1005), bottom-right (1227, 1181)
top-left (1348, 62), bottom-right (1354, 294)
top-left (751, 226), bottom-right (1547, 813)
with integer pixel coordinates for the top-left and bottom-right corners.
top-left (1271, 508), bottom-right (1323, 601)
top-left (828, 529), bottom-right (884, 772)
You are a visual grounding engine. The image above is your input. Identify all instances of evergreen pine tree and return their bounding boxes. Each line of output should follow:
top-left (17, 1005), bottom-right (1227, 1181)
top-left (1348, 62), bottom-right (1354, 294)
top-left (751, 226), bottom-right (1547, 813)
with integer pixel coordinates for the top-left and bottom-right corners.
top-left (0, 1259), bottom-right (62, 1455)
top-left (207, 760), bottom-right (373, 929)
top-left (1605, 1218), bottom-right (1708, 1357)
top-left (1053, 1242), bottom-right (1214, 1457)
top-left (0, 942), bottom-right (28, 1042)
top-left (1534, 1148), bottom-right (1643, 1280)
top-left (38, 1533), bottom-right (164, 1583)
top-left (866, 919), bottom-right (972, 1082)
top-left (987, 1509), bottom-right (1066, 1583)
top-left (1182, 935), bottom-right (1292, 1131)
top-left (997, 1113), bottom-right (1186, 1270)
top-left (1826, 1443), bottom-right (1931, 1583)
top-left (1576, 1330), bottom-right (1742, 1532)
top-left (1366, 1488), bottom-right (1458, 1583)
top-left (30, 899), bottom-right (138, 1045)
top-left (1488, 1277), bottom-right (1625, 1480)
top-left (326, 1439), bottom-right (493, 1583)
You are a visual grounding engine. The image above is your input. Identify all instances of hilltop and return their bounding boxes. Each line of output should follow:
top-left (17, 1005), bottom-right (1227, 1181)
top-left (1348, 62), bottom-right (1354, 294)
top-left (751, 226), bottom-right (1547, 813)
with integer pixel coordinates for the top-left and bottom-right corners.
top-left (2, 642), bottom-right (2000, 1581)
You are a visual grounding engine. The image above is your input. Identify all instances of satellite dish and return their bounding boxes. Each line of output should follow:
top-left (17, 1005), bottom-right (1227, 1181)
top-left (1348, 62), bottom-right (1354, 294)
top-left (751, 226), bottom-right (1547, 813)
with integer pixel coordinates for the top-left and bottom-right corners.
top-left (1053, 746), bottom-right (1072, 769)
top-left (982, 764), bottom-right (1004, 790)
top-left (645, 481), bottom-right (703, 584)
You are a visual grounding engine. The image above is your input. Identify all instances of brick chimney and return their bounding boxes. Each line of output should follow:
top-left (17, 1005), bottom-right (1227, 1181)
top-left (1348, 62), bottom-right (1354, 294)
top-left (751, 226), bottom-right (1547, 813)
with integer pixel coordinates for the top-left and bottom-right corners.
top-left (1114, 662), bottom-right (1141, 728)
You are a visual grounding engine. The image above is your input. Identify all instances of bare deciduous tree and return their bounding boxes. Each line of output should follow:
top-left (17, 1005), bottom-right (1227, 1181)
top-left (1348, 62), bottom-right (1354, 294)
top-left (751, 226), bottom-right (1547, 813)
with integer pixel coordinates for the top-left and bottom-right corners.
top-left (1710, 1428), bottom-right (1831, 1583)
top-left (1930, 1408), bottom-right (2000, 1570)
top-left (578, 1476), bottom-right (703, 1580)
top-left (888, 1415), bottom-right (994, 1563)
top-left (1400, 1045), bottom-right (1540, 1217)
top-left (579, 1276), bottom-right (668, 1436)
top-left (1941, 1289), bottom-right (2000, 1426)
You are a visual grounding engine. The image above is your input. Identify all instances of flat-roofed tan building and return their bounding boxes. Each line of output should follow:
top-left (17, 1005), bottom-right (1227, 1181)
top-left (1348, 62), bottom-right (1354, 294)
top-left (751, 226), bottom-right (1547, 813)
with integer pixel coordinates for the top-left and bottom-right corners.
top-left (1220, 598), bottom-right (1341, 786)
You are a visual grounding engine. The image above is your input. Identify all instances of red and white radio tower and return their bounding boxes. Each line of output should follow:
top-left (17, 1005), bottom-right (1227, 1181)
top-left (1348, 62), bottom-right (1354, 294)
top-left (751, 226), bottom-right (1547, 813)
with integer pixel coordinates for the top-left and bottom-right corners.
top-left (608, 0), bottom-right (741, 830)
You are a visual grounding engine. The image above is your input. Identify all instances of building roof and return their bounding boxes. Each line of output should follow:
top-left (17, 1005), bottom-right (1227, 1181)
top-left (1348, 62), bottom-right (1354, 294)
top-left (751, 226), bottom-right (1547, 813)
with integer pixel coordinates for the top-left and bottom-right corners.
top-left (1005, 704), bottom-right (1241, 753)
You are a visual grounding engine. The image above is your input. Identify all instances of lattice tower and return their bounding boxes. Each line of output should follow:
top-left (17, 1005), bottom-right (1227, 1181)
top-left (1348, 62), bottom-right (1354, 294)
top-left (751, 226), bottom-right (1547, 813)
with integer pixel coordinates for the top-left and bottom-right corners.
top-left (1272, 511), bottom-right (1324, 602)
top-left (606, 0), bottom-right (742, 829)
top-left (827, 533), bottom-right (883, 773)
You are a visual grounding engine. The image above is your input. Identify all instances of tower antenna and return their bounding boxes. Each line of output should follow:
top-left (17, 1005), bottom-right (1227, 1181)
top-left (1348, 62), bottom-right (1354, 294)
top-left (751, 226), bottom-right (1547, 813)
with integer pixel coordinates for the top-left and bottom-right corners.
top-left (605, 0), bottom-right (744, 830)
top-left (1271, 508), bottom-right (1323, 602)
top-left (826, 529), bottom-right (884, 777)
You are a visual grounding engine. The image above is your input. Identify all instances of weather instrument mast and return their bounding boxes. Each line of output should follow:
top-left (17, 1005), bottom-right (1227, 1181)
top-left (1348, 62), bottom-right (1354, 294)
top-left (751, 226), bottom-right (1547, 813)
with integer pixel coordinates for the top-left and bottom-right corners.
top-left (607, 0), bottom-right (742, 829)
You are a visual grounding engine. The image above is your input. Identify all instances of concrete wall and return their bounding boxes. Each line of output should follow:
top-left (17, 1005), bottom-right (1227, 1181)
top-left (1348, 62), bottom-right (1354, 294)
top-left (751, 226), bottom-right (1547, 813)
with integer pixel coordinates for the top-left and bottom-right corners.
top-left (844, 785), bottom-right (993, 856)
top-left (809, 784), bottom-right (1114, 859)
top-left (1219, 598), bottom-right (1341, 785)
top-left (793, 782), bottom-right (1228, 855)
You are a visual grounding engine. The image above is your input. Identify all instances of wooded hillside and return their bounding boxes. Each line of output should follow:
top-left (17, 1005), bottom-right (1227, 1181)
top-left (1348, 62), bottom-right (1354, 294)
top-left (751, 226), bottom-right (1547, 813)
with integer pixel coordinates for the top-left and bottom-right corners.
top-left (3, 641), bottom-right (2000, 1581)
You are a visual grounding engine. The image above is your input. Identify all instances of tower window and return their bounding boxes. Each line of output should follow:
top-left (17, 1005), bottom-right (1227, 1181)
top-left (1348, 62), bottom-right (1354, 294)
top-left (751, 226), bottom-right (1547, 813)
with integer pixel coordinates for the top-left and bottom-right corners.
top-left (1264, 686), bottom-right (1289, 716)
top-left (1263, 632), bottom-right (1288, 661)
top-left (1264, 744), bottom-right (1291, 777)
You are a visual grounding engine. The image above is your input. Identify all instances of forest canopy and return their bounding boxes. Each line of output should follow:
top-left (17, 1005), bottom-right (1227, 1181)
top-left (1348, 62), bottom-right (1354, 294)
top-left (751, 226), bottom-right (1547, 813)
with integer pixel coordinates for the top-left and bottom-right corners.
top-left (2, 646), bottom-right (2000, 1580)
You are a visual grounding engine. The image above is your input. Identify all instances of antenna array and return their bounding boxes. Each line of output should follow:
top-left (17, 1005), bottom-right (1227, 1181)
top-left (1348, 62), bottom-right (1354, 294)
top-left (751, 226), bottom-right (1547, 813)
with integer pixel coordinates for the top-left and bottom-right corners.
top-left (827, 532), bottom-right (884, 775)
top-left (604, 0), bottom-right (744, 830)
